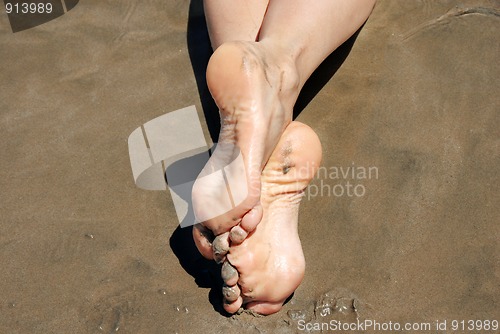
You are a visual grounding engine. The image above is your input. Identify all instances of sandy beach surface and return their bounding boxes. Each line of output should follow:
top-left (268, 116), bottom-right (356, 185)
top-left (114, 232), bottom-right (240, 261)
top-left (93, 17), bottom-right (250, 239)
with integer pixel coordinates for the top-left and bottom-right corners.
top-left (1, 0), bottom-right (498, 333)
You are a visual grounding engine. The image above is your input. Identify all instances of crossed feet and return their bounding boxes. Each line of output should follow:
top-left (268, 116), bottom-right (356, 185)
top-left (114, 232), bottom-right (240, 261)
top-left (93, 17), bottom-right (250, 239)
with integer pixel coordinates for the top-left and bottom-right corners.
top-left (191, 41), bottom-right (322, 315)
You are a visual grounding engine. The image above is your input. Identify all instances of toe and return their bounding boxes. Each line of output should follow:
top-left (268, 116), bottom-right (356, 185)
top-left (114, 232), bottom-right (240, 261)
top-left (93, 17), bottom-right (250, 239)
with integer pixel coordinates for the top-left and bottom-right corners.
top-left (222, 283), bottom-right (241, 303)
top-left (212, 232), bottom-right (230, 263)
top-left (223, 295), bottom-right (243, 314)
top-left (229, 225), bottom-right (247, 244)
top-left (230, 204), bottom-right (263, 244)
top-left (192, 224), bottom-right (214, 260)
top-left (240, 204), bottom-right (263, 233)
top-left (221, 260), bottom-right (239, 286)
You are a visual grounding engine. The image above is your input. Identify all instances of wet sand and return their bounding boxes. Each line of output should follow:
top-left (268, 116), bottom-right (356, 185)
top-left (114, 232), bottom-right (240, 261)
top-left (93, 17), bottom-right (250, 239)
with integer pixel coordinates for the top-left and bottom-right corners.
top-left (1, 0), bottom-right (498, 333)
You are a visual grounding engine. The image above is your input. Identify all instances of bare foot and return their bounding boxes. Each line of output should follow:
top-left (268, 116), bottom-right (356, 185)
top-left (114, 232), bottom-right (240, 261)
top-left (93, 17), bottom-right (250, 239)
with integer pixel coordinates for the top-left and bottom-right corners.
top-left (220, 121), bottom-right (322, 315)
top-left (192, 41), bottom-right (300, 261)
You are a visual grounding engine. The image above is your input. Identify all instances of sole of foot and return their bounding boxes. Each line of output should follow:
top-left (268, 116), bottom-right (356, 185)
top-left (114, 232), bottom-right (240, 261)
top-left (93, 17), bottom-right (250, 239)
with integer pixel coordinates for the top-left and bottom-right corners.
top-left (192, 40), bottom-right (300, 261)
top-left (220, 121), bottom-right (322, 315)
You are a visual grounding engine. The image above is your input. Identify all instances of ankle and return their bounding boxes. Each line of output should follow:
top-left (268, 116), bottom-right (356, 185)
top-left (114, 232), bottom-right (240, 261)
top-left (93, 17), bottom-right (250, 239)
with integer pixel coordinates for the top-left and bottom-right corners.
top-left (258, 40), bottom-right (301, 106)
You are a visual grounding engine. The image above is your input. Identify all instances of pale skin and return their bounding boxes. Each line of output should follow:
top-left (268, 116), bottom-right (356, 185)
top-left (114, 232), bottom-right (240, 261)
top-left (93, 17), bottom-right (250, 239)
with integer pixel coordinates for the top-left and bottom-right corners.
top-left (191, 0), bottom-right (376, 314)
top-left (221, 121), bottom-right (321, 314)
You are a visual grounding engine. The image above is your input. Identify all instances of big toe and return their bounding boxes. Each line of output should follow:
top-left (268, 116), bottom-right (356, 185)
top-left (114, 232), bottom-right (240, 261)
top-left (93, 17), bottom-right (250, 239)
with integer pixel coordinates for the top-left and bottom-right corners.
top-left (192, 224), bottom-right (214, 260)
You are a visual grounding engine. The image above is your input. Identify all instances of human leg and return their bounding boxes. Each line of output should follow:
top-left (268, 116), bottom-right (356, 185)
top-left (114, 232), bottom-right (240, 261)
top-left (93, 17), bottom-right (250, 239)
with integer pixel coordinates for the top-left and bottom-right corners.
top-left (193, 0), bottom-right (376, 259)
top-left (258, 0), bottom-right (376, 88)
top-left (203, 0), bottom-right (269, 49)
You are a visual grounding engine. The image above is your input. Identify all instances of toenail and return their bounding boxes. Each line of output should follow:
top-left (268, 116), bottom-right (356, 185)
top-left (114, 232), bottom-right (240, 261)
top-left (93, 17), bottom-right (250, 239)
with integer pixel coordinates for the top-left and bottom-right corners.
top-left (230, 226), bottom-right (247, 244)
top-left (213, 234), bottom-right (229, 253)
top-left (222, 285), bottom-right (239, 303)
top-left (221, 261), bottom-right (238, 282)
